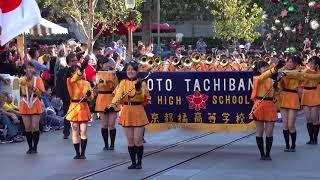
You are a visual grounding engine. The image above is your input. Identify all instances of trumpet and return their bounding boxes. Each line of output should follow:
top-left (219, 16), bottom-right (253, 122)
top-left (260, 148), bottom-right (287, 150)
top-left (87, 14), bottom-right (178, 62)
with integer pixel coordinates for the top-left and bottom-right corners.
top-left (191, 52), bottom-right (201, 62)
top-left (251, 60), bottom-right (258, 69)
top-left (182, 57), bottom-right (193, 67)
top-left (139, 55), bottom-right (148, 65)
top-left (263, 55), bottom-right (272, 64)
top-left (204, 55), bottom-right (215, 64)
top-left (220, 57), bottom-right (229, 67)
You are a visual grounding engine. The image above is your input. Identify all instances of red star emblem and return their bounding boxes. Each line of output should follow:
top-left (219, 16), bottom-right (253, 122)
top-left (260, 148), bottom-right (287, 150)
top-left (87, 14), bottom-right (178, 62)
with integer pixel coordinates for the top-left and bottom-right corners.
top-left (186, 91), bottom-right (208, 111)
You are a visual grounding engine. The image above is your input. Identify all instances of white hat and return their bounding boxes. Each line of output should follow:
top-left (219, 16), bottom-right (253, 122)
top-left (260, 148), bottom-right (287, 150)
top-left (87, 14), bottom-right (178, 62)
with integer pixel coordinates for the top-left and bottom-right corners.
top-left (239, 45), bottom-right (245, 49)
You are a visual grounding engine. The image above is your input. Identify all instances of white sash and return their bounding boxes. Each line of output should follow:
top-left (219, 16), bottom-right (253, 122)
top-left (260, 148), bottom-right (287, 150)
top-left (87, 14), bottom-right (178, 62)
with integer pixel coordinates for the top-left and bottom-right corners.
top-left (23, 77), bottom-right (37, 108)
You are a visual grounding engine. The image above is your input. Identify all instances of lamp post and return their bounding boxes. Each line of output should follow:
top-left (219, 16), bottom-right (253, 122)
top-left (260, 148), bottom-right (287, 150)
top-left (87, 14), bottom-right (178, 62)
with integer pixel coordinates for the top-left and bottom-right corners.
top-left (125, 0), bottom-right (135, 61)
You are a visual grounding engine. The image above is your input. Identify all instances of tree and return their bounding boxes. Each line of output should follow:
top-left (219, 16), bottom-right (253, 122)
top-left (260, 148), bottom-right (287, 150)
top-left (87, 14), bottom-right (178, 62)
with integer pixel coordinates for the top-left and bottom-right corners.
top-left (263, 0), bottom-right (320, 51)
top-left (210, 0), bottom-right (264, 43)
top-left (38, 0), bottom-right (142, 54)
top-left (159, 0), bottom-right (212, 21)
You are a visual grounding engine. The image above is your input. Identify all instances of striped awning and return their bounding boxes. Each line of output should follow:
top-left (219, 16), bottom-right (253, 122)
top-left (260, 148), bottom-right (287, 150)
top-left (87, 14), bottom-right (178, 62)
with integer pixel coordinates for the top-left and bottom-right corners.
top-left (26, 18), bottom-right (68, 36)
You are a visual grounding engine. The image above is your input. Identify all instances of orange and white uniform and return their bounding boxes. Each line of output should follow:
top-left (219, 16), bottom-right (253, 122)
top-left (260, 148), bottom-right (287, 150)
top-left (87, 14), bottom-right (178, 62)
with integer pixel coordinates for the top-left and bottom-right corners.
top-left (95, 72), bottom-right (120, 112)
top-left (19, 77), bottom-right (45, 115)
top-left (66, 71), bottom-right (94, 122)
top-left (112, 79), bottom-right (150, 127)
top-left (278, 67), bottom-right (303, 110)
top-left (250, 68), bottom-right (278, 122)
top-left (286, 70), bottom-right (320, 107)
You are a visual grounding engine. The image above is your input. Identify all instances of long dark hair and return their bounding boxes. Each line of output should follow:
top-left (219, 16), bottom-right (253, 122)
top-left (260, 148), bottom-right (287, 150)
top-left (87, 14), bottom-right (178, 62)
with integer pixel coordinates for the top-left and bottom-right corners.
top-left (253, 60), bottom-right (269, 76)
top-left (288, 54), bottom-right (303, 66)
top-left (309, 56), bottom-right (320, 71)
top-left (124, 61), bottom-right (139, 72)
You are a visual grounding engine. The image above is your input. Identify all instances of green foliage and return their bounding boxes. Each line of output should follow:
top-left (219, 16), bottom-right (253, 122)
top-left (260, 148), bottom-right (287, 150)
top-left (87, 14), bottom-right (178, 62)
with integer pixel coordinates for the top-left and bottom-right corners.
top-left (210, 0), bottom-right (264, 43)
top-left (159, 0), bottom-right (213, 21)
top-left (263, 0), bottom-right (320, 51)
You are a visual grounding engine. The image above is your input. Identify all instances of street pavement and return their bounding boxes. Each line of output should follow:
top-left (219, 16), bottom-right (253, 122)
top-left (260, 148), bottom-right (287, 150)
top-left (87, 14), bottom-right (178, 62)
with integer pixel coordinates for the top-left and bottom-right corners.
top-left (0, 112), bottom-right (319, 180)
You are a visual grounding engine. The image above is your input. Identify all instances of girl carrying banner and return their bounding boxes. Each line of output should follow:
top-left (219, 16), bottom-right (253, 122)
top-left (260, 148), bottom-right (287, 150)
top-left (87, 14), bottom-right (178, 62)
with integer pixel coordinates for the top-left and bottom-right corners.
top-left (19, 62), bottom-right (45, 154)
top-left (95, 58), bottom-right (119, 151)
top-left (105, 61), bottom-right (151, 169)
top-left (278, 55), bottom-right (304, 152)
top-left (284, 56), bottom-right (320, 145)
top-left (66, 58), bottom-right (94, 160)
top-left (250, 60), bottom-right (284, 160)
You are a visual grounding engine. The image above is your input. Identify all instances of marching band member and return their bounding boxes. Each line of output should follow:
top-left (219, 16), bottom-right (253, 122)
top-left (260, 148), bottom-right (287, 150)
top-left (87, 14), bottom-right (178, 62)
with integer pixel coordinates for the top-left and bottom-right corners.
top-left (284, 56), bottom-right (320, 145)
top-left (66, 58), bottom-right (94, 159)
top-left (95, 58), bottom-right (119, 150)
top-left (278, 55), bottom-right (304, 152)
top-left (105, 61), bottom-right (151, 169)
top-left (19, 62), bottom-right (45, 154)
top-left (250, 60), bottom-right (285, 160)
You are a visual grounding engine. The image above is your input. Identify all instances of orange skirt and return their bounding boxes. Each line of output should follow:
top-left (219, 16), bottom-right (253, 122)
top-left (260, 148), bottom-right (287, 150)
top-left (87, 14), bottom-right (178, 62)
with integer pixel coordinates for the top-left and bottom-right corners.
top-left (301, 89), bottom-right (320, 107)
top-left (66, 102), bottom-right (91, 122)
top-left (95, 94), bottom-right (115, 112)
top-left (250, 100), bottom-right (277, 122)
top-left (118, 105), bottom-right (149, 127)
top-left (19, 98), bottom-right (44, 115)
top-left (279, 91), bottom-right (300, 110)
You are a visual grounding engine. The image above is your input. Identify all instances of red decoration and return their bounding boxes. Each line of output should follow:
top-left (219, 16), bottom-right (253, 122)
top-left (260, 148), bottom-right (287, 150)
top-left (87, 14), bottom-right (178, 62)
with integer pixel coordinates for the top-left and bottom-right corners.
top-left (125, 20), bottom-right (137, 32)
top-left (186, 91), bottom-right (208, 111)
top-left (316, 4), bottom-right (320, 9)
top-left (271, 0), bottom-right (279, 3)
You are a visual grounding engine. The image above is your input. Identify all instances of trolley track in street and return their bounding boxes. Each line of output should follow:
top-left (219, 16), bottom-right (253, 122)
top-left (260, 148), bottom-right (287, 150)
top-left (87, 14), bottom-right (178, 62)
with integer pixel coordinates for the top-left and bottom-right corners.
top-left (141, 132), bottom-right (255, 180)
top-left (74, 131), bottom-right (216, 180)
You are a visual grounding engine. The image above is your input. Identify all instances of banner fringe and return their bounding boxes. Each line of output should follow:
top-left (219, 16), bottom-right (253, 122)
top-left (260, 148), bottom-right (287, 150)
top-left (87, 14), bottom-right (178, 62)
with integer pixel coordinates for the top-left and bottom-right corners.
top-left (146, 121), bottom-right (256, 132)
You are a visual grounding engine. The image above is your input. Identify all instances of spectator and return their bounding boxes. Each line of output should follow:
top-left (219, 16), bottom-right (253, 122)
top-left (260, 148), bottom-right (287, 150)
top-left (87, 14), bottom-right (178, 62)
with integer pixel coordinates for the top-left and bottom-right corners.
top-left (196, 37), bottom-right (207, 54)
top-left (56, 53), bottom-right (78, 139)
top-left (0, 93), bottom-right (24, 143)
top-left (28, 47), bottom-right (49, 77)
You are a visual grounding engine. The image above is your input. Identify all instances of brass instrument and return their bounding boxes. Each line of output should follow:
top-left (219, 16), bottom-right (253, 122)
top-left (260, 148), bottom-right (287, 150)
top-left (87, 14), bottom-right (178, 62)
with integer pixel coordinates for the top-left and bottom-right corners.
top-left (147, 57), bottom-right (154, 66)
top-left (263, 55), bottom-right (272, 64)
top-left (182, 57), bottom-right (193, 67)
top-left (204, 55), bottom-right (214, 64)
top-left (251, 60), bottom-right (258, 69)
top-left (191, 52), bottom-right (201, 62)
top-left (171, 56), bottom-right (181, 66)
top-left (139, 55), bottom-right (148, 65)
top-left (153, 56), bottom-right (161, 66)
top-left (220, 57), bottom-right (229, 67)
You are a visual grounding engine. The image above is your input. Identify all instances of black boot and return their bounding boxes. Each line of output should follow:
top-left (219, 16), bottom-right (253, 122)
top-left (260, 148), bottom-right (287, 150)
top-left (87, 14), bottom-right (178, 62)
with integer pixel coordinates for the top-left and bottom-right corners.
top-left (73, 143), bottom-right (81, 159)
top-left (306, 123), bottom-right (314, 145)
top-left (128, 146), bottom-right (136, 169)
top-left (256, 137), bottom-right (265, 160)
top-left (313, 125), bottom-right (320, 145)
top-left (101, 128), bottom-right (108, 151)
top-left (25, 132), bottom-right (33, 154)
top-left (109, 129), bottom-right (116, 150)
top-left (265, 137), bottom-right (273, 160)
top-left (283, 130), bottom-right (290, 152)
top-left (80, 139), bottom-right (87, 159)
top-left (32, 131), bottom-right (40, 153)
top-left (136, 146), bottom-right (144, 169)
top-left (290, 131), bottom-right (296, 152)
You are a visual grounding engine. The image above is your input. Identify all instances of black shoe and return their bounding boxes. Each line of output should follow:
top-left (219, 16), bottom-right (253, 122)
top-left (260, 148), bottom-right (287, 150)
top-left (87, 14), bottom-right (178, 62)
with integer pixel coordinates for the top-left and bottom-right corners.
top-left (103, 147), bottom-right (108, 151)
top-left (306, 140), bottom-right (313, 145)
top-left (265, 156), bottom-right (272, 161)
top-left (73, 155), bottom-right (81, 159)
top-left (31, 148), bottom-right (38, 154)
top-left (289, 148), bottom-right (296, 152)
top-left (109, 145), bottom-right (114, 150)
top-left (284, 148), bottom-right (291, 152)
top-left (260, 156), bottom-right (266, 160)
top-left (128, 164), bottom-right (136, 169)
top-left (80, 155), bottom-right (86, 159)
top-left (26, 149), bottom-right (33, 154)
top-left (63, 135), bottom-right (69, 139)
top-left (135, 164), bottom-right (142, 169)
top-left (143, 139), bottom-right (146, 143)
